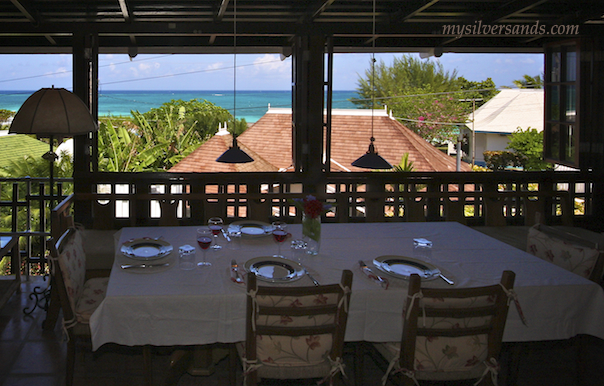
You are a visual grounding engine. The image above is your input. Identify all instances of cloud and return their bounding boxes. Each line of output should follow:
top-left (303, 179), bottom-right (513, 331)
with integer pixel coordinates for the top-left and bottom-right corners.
top-left (45, 67), bottom-right (69, 78)
top-left (251, 54), bottom-right (289, 74)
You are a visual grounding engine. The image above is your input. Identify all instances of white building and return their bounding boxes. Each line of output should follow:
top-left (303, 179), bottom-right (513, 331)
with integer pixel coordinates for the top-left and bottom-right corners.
top-left (462, 89), bottom-right (543, 166)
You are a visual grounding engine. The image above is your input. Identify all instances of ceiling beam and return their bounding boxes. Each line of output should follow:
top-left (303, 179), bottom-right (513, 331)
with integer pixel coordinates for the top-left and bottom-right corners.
top-left (117, 0), bottom-right (132, 23)
top-left (216, 0), bottom-right (230, 22)
top-left (10, 0), bottom-right (39, 25)
top-left (395, 0), bottom-right (440, 22)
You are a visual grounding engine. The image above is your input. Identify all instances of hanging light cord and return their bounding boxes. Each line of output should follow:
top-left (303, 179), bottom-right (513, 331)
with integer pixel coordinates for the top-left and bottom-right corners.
top-left (370, 0), bottom-right (376, 143)
top-left (233, 0), bottom-right (237, 126)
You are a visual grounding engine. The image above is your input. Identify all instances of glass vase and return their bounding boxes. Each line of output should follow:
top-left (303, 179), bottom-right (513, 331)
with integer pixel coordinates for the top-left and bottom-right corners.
top-left (302, 214), bottom-right (321, 255)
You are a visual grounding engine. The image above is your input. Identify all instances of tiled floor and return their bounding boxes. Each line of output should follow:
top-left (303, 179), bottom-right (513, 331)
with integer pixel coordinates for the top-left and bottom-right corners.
top-left (2, 277), bottom-right (604, 386)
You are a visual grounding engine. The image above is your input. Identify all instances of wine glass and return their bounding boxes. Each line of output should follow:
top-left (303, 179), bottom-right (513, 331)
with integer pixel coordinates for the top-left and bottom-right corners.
top-left (207, 217), bottom-right (224, 250)
top-left (272, 221), bottom-right (288, 257)
top-left (196, 227), bottom-right (213, 266)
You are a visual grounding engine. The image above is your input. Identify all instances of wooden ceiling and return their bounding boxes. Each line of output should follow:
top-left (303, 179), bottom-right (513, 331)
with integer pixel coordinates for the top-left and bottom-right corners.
top-left (1, 0), bottom-right (603, 54)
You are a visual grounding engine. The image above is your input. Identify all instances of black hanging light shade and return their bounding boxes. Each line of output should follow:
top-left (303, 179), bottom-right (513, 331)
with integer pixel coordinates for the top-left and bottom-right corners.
top-left (352, 137), bottom-right (392, 169)
top-left (216, 0), bottom-right (253, 164)
top-left (351, 0), bottom-right (391, 170)
top-left (216, 136), bottom-right (254, 163)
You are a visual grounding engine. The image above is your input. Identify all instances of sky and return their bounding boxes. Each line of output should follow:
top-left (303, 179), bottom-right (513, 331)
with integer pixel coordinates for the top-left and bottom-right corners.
top-left (0, 52), bottom-right (544, 91)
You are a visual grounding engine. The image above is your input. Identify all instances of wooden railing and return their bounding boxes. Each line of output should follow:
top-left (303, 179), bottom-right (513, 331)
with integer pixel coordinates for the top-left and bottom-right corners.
top-left (74, 170), bottom-right (596, 229)
top-left (1, 170), bottom-right (598, 276)
top-left (0, 177), bottom-right (73, 275)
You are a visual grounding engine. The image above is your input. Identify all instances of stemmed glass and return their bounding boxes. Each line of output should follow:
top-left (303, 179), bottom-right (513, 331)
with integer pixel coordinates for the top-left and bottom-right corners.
top-left (208, 217), bottom-right (224, 250)
top-left (196, 227), bottom-right (213, 266)
top-left (272, 221), bottom-right (288, 257)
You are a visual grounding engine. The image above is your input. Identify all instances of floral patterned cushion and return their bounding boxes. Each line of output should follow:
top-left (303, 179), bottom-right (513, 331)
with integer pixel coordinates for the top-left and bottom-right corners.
top-left (527, 226), bottom-right (600, 279)
top-left (249, 292), bottom-right (341, 378)
top-left (57, 230), bottom-right (87, 313)
top-left (377, 293), bottom-right (497, 380)
top-left (75, 277), bottom-right (109, 324)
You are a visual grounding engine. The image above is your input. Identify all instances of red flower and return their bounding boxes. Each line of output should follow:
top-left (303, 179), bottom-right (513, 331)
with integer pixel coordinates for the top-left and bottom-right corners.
top-left (280, 315), bottom-right (293, 325)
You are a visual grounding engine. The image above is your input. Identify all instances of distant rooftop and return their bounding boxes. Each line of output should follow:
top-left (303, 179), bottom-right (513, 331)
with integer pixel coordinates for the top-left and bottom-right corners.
top-left (0, 133), bottom-right (49, 170)
top-left (170, 108), bottom-right (470, 173)
top-left (469, 89), bottom-right (544, 135)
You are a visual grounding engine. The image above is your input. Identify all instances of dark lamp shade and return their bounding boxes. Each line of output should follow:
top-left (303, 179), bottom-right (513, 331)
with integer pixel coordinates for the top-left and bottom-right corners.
top-left (9, 87), bottom-right (97, 136)
top-left (216, 138), bottom-right (254, 163)
top-left (352, 142), bottom-right (392, 169)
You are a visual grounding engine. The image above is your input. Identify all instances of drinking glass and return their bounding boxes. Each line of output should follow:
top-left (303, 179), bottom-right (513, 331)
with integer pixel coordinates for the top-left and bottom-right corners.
top-left (272, 221), bottom-right (288, 257)
top-left (208, 217), bottom-right (224, 250)
top-left (196, 227), bottom-right (213, 266)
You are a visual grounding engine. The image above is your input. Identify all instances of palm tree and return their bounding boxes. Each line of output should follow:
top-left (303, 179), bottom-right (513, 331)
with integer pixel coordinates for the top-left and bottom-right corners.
top-left (513, 74), bottom-right (543, 89)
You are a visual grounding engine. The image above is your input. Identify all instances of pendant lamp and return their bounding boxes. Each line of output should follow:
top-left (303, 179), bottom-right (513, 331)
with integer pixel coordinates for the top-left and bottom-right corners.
top-left (351, 0), bottom-right (392, 170)
top-left (216, 0), bottom-right (254, 164)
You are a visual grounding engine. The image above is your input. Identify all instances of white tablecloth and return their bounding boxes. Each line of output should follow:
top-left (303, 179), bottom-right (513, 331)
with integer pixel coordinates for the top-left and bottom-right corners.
top-left (90, 222), bottom-right (604, 350)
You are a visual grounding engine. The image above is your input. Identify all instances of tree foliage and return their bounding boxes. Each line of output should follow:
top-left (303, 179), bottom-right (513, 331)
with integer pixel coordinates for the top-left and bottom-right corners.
top-left (457, 77), bottom-right (500, 109)
top-left (513, 74), bottom-right (543, 89)
top-left (506, 127), bottom-right (551, 171)
top-left (352, 55), bottom-right (498, 144)
top-left (97, 99), bottom-right (243, 172)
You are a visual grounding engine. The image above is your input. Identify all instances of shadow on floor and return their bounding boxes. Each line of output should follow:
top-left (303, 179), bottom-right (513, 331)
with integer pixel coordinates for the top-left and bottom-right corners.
top-left (2, 277), bottom-right (604, 386)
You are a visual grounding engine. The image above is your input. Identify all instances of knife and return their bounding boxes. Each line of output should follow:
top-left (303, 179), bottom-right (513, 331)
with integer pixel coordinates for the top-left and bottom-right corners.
top-left (231, 259), bottom-right (244, 283)
top-left (305, 270), bottom-right (320, 286)
top-left (359, 260), bottom-right (389, 289)
top-left (439, 273), bottom-right (455, 285)
top-left (121, 263), bottom-right (170, 269)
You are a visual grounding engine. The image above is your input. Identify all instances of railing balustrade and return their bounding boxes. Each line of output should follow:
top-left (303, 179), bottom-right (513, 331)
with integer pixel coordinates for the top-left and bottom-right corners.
top-left (0, 177), bottom-right (72, 276)
top-left (0, 170), bottom-right (595, 278)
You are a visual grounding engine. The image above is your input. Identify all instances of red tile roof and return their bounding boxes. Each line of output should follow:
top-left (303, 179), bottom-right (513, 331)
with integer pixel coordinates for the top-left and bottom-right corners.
top-left (169, 108), bottom-right (470, 173)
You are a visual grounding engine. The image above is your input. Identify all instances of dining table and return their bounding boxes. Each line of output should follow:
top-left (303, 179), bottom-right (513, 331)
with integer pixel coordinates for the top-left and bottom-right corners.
top-left (89, 221), bottom-right (604, 351)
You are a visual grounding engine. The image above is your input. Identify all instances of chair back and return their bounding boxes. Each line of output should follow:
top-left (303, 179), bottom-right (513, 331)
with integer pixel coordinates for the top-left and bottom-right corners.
top-left (48, 228), bottom-right (87, 323)
top-left (244, 269), bottom-right (353, 384)
top-left (51, 194), bottom-right (75, 241)
top-left (527, 223), bottom-right (604, 282)
top-left (399, 271), bottom-right (515, 384)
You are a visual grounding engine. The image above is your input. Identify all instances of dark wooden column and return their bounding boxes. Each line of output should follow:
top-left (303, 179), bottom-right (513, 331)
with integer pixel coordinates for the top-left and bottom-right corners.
top-left (292, 34), bottom-right (327, 190)
top-left (72, 32), bottom-right (98, 226)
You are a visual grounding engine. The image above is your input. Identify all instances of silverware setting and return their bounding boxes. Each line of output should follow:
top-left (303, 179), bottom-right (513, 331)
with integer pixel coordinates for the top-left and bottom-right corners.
top-left (359, 260), bottom-right (389, 288)
top-left (439, 273), bottom-right (455, 285)
top-left (305, 270), bottom-right (320, 286)
top-left (231, 259), bottom-right (244, 283)
top-left (121, 263), bottom-right (170, 269)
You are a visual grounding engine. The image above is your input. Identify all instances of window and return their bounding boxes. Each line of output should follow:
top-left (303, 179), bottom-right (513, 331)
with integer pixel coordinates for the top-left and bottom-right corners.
top-left (544, 41), bottom-right (579, 166)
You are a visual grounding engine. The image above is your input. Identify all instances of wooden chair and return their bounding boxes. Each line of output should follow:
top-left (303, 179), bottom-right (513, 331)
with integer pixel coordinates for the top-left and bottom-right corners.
top-left (527, 223), bottom-right (604, 283)
top-left (232, 269), bottom-right (353, 386)
top-left (373, 270), bottom-right (515, 386)
top-left (48, 228), bottom-right (110, 386)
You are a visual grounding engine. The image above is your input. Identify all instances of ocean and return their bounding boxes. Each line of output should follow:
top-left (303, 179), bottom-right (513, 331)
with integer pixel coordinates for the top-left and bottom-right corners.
top-left (0, 90), bottom-right (360, 123)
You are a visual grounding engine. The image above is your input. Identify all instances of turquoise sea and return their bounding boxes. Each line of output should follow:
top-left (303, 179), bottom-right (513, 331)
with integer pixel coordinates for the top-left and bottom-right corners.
top-left (0, 90), bottom-right (360, 123)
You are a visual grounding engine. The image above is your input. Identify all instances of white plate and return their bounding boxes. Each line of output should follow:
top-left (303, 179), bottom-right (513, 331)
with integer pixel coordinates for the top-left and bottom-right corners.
top-left (373, 255), bottom-right (440, 280)
top-left (121, 238), bottom-right (173, 261)
top-left (229, 220), bottom-right (273, 237)
top-left (244, 256), bottom-right (305, 283)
